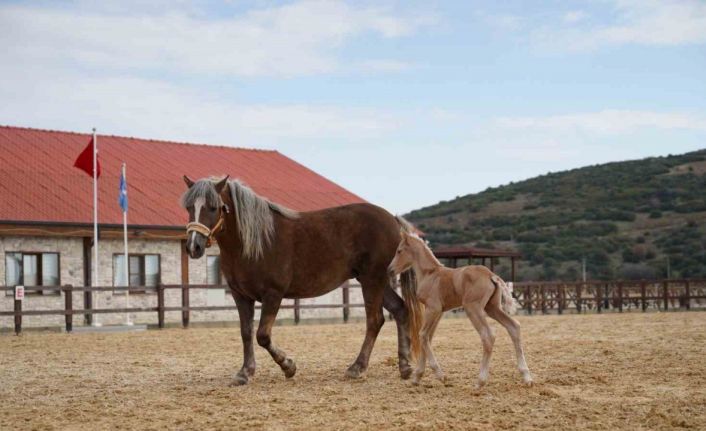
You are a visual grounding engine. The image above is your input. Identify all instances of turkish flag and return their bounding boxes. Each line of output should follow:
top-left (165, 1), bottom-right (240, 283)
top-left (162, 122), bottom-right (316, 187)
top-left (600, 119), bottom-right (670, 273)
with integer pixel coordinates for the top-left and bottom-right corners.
top-left (74, 137), bottom-right (101, 178)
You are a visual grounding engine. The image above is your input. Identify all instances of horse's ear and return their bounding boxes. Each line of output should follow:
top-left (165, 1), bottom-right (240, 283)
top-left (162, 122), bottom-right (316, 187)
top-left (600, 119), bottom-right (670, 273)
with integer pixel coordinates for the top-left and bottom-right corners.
top-left (183, 175), bottom-right (195, 188)
top-left (214, 175), bottom-right (229, 194)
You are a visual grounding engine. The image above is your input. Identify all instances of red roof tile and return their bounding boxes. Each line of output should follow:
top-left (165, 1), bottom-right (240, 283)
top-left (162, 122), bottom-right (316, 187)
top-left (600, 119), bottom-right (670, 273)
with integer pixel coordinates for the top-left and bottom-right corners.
top-left (0, 126), bottom-right (365, 227)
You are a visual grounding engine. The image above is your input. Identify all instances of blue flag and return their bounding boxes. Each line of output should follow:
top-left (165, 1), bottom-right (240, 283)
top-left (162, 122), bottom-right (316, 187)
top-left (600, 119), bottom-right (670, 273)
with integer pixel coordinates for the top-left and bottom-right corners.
top-left (119, 168), bottom-right (128, 212)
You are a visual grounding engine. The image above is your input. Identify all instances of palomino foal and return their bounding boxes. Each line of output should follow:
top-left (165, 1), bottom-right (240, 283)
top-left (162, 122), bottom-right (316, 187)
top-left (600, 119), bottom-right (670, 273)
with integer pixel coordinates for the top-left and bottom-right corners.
top-left (389, 233), bottom-right (533, 388)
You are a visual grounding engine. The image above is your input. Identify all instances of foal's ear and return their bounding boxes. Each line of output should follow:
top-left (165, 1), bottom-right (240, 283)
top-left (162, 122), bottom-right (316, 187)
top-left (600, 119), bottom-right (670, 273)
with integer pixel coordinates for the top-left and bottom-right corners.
top-left (183, 175), bottom-right (195, 188)
top-left (401, 231), bottom-right (410, 243)
top-left (214, 175), bottom-right (230, 194)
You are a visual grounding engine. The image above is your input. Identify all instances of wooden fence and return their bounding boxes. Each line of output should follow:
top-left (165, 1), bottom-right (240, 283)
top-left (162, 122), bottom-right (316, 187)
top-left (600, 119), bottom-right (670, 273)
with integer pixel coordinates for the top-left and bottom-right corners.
top-left (2, 279), bottom-right (705, 335)
top-left (513, 279), bottom-right (706, 315)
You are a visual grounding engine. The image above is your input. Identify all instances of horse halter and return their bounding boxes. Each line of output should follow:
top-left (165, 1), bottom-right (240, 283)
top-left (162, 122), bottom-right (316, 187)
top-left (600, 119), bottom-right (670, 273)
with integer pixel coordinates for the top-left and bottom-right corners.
top-left (186, 204), bottom-right (230, 248)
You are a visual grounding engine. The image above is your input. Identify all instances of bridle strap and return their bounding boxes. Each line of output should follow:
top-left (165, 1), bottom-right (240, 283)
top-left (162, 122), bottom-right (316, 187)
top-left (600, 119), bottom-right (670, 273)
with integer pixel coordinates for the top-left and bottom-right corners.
top-left (186, 206), bottom-right (227, 248)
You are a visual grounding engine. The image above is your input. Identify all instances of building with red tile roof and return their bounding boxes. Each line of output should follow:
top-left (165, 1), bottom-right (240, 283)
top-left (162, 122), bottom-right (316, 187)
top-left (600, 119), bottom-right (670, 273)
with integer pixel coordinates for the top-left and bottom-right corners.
top-left (0, 126), bottom-right (368, 328)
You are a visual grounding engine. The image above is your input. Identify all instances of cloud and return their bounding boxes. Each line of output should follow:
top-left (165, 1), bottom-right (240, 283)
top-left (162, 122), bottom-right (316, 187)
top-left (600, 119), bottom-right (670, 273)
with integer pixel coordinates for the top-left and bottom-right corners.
top-left (563, 10), bottom-right (587, 23)
top-left (0, 0), bottom-right (431, 78)
top-left (496, 110), bottom-right (706, 134)
top-left (534, 0), bottom-right (706, 51)
top-left (0, 71), bottom-right (404, 147)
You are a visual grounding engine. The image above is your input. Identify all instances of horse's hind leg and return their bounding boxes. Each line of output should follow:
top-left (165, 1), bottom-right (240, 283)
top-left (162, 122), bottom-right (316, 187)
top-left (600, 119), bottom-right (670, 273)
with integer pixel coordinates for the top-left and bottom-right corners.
top-left (485, 300), bottom-right (533, 386)
top-left (346, 275), bottom-right (386, 379)
top-left (463, 301), bottom-right (495, 388)
top-left (257, 292), bottom-right (297, 379)
top-left (383, 284), bottom-right (413, 379)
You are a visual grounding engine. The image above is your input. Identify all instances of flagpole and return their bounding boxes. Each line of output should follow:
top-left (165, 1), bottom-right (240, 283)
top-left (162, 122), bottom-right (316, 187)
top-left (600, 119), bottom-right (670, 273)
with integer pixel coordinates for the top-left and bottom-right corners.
top-left (122, 162), bottom-right (132, 325)
top-left (92, 128), bottom-right (101, 326)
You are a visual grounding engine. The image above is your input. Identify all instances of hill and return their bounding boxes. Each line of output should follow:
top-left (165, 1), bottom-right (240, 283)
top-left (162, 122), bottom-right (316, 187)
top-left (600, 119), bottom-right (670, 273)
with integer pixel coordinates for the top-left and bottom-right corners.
top-left (406, 150), bottom-right (706, 281)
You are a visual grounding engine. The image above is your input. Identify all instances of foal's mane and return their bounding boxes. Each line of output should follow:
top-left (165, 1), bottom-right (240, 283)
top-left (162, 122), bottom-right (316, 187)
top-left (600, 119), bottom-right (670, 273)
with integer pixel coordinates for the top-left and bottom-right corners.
top-left (181, 177), bottom-right (299, 260)
top-left (409, 234), bottom-right (443, 267)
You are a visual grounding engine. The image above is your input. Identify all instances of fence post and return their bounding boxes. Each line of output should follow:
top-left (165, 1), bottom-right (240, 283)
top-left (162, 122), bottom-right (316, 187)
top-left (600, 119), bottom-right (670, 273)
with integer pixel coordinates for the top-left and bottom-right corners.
top-left (342, 281), bottom-right (350, 323)
top-left (84, 290), bottom-right (93, 326)
top-left (596, 283), bottom-right (603, 313)
top-left (662, 280), bottom-right (669, 311)
top-left (558, 284), bottom-right (564, 315)
top-left (293, 299), bottom-right (301, 324)
top-left (64, 285), bottom-right (73, 333)
top-left (525, 285), bottom-right (532, 315)
top-left (576, 284), bottom-right (582, 313)
top-left (157, 285), bottom-right (165, 329)
top-left (617, 282), bottom-right (623, 313)
top-left (540, 284), bottom-right (546, 314)
top-left (685, 280), bottom-right (691, 311)
top-left (641, 281), bottom-right (647, 312)
top-left (14, 287), bottom-right (22, 336)
top-left (182, 285), bottom-right (190, 328)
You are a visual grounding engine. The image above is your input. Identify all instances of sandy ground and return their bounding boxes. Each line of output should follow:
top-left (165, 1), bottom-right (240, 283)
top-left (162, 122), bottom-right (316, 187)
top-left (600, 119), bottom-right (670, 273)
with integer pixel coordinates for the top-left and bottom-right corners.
top-left (1, 312), bottom-right (705, 430)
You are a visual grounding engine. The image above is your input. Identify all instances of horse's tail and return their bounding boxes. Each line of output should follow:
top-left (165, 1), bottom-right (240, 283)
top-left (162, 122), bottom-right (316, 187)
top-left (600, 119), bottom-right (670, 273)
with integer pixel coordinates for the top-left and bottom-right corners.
top-left (400, 270), bottom-right (423, 361)
top-left (395, 216), bottom-right (424, 361)
top-left (491, 274), bottom-right (518, 315)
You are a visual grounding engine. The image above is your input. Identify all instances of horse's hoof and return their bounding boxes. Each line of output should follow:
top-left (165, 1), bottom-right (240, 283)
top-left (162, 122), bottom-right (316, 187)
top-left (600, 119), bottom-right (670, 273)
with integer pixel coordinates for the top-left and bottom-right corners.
top-left (345, 364), bottom-right (365, 379)
top-left (232, 372), bottom-right (249, 386)
top-left (400, 365), bottom-right (413, 380)
top-left (522, 377), bottom-right (534, 387)
top-left (474, 380), bottom-right (487, 390)
top-left (435, 373), bottom-right (446, 383)
top-left (281, 358), bottom-right (297, 379)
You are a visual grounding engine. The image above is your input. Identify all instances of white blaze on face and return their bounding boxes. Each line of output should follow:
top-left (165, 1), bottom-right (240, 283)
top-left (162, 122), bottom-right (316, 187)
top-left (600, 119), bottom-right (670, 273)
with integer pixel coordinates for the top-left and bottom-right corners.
top-left (190, 196), bottom-right (206, 254)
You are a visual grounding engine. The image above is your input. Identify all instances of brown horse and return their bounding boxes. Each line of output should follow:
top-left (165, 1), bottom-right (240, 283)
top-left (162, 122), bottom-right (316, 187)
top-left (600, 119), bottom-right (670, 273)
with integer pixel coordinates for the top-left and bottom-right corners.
top-left (388, 232), bottom-right (533, 388)
top-left (181, 176), bottom-right (421, 385)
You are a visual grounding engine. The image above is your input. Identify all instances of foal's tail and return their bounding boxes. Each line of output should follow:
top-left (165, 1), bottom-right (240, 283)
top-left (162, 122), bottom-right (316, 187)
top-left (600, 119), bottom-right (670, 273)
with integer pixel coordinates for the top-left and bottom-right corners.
top-left (491, 274), bottom-right (519, 315)
top-left (396, 216), bottom-right (424, 361)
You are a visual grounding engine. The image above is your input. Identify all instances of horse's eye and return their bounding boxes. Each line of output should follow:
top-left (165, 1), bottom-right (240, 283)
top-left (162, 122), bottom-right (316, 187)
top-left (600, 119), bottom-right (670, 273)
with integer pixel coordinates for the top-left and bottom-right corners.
top-left (209, 206), bottom-right (217, 212)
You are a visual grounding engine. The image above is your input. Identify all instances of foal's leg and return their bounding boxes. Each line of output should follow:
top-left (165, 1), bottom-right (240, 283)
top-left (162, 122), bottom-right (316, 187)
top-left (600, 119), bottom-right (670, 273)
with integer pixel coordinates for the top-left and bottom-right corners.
top-left (464, 302), bottom-right (495, 388)
top-left (232, 291), bottom-right (256, 385)
top-left (485, 302), bottom-right (533, 385)
top-left (346, 276), bottom-right (386, 379)
top-left (424, 311), bottom-right (445, 382)
top-left (257, 292), bottom-right (296, 378)
top-left (412, 306), bottom-right (443, 385)
top-left (382, 284), bottom-right (413, 380)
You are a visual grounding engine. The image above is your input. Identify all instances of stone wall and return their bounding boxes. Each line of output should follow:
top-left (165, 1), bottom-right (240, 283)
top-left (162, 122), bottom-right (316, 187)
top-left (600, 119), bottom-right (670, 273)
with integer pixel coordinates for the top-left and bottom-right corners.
top-left (1, 235), bottom-right (366, 330)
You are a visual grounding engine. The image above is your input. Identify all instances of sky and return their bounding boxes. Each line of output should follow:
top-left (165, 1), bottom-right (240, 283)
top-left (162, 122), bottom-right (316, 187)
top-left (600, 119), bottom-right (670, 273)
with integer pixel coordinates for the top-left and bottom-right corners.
top-left (1, 0), bottom-right (705, 214)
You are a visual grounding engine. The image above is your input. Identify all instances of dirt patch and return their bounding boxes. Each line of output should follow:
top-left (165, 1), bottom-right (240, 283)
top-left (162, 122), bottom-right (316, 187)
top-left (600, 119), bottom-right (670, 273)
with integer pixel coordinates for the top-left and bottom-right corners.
top-left (1, 313), bottom-right (705, 430)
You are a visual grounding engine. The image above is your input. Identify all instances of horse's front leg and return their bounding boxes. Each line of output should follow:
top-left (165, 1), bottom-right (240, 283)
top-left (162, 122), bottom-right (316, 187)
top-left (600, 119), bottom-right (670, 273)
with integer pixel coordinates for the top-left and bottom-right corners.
top-left (257, 292), bottom-right (297, 378)
top-left (232, 291), bottom-right (256, 385)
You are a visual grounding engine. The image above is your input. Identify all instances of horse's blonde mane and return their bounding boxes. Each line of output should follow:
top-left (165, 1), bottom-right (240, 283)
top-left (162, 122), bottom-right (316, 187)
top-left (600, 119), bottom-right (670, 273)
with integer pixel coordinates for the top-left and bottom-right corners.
top-left (180, 177), bottom-right (299, 260)
top-left (228, 179), bottom-right (299, 260)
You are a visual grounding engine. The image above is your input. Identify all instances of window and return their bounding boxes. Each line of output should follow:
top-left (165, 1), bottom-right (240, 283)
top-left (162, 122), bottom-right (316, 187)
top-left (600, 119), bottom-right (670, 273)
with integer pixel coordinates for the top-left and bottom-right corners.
top-left (113, 254), bottom-right (160, 290)
top-left (4, 252), bottom-right (60, 295)
top-left (207, 255), bottom-right (222, 285)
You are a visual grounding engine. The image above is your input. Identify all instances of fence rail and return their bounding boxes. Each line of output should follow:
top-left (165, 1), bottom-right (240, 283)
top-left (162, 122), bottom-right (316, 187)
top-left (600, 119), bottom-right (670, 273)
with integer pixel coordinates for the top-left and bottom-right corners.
top-left (2, 279), bottom-right (706, 335)
top-left (513, 279), bottom-right (706, 315)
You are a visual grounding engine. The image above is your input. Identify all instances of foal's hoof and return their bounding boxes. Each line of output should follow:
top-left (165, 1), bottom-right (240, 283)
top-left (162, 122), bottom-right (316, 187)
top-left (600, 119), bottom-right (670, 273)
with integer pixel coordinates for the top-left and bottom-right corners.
top-left (345, 364), bottom-right (365, 379)
top-left (281, 358), bottom-right (297, 379)
top-left (522, 377), bottom-right (534, 387)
